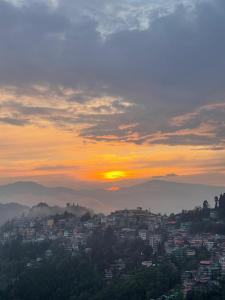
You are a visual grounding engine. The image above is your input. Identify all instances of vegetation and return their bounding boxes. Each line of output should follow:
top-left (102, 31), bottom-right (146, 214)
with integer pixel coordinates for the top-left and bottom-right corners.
top-left (0, 229), bottom-right (181, 300)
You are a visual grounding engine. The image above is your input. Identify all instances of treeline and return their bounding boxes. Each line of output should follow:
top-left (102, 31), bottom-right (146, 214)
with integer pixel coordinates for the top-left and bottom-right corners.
top-left (1, 258), bottom-right (181, 300)
top-left (169, 193), bottom-right (225, 234)
top-left (217, 193), bottom-right (225, 216)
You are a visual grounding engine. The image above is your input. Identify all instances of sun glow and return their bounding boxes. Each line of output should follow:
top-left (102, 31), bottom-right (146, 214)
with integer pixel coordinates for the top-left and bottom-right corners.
top-left (103, 170), bottom-right (127, 180)
top-left (106, 186), bottom-right (121, 191)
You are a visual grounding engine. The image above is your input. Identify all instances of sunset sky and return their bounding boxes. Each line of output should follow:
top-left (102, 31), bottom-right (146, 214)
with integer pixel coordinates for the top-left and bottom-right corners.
top-left (0, 0), bottom-right (225, 188)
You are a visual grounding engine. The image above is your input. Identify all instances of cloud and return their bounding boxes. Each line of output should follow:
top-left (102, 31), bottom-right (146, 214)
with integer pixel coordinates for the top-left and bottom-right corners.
top-left (1, 0), bottom-right (221, 103)
top-left (0, 0), bottom-right (225, 148)
top-left (8, 0), bottom-right (200, 36)
top-left (0, 87), bottom-right (134, 135)
top-left (54, 0), bottom-right (201, 37)
top-left (150, 102), bottom-right (225, 146)
top-left (152, 173), bottom-right (178, 180)
top-left (0, 116), bottom-right (29, 126)
top-left (33, 164), bottom-right (79, 171)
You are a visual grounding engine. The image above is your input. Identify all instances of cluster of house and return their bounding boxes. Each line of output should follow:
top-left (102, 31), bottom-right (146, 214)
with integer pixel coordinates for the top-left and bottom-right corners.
top-left (105, 207), bottom-right (164, 246)
top-left (1, 206), bottom-right (225, 297)
top-left (0, 213), bottom-right (98, 250)
top-left (165, 219), bottom-right (225, 297)
top-left (0, 206), bottom-right (164, 251)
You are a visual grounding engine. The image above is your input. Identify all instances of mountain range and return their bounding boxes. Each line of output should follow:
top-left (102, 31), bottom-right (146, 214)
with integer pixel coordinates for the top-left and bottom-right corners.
top-left (0, 180), bottom-right (224, 218)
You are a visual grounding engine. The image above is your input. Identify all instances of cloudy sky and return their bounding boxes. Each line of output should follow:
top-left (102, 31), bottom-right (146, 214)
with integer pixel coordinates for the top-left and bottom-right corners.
top-left (0, 0), bottom-right (225, 188)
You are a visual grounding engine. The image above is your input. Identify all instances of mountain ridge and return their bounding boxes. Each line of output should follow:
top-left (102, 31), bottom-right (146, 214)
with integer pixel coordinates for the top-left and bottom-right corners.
top-left (0, 180), bottom-right (224, 214)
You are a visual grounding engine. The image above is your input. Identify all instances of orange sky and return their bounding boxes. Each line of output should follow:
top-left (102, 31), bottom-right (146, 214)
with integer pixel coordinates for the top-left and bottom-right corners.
top-left (1, 119), bottom-right (225, 188)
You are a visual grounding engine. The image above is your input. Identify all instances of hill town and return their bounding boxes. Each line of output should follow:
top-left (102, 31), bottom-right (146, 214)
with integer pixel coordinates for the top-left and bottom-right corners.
top-left (1, 194), bottom-right (225, 299)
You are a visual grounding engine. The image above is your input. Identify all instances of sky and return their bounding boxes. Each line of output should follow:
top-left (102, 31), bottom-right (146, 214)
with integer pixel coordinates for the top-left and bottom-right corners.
top-left (0, 0), bottom-right (225, 189)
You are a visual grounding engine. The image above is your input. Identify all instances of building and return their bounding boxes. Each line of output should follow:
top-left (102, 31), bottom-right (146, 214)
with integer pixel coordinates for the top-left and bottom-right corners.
top-left (149, 234), bottom-right (162, 253)
top-left (138, 229), bottom-right (148, 241)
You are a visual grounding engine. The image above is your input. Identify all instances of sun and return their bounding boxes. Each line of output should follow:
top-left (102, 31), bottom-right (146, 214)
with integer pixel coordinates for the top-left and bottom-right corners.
top-left (103, 170), bottom-right (127, 180)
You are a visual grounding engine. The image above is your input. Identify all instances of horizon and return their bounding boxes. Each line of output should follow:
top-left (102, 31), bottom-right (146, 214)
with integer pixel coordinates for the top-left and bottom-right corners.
top-left (1, 177), bottom-right (225, 190)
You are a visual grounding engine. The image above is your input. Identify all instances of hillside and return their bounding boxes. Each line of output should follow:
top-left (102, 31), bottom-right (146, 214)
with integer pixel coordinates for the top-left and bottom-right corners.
top-left (27, 202), bottom-right (92, 218)
top-left (0, 203), bottom-right (28, 225)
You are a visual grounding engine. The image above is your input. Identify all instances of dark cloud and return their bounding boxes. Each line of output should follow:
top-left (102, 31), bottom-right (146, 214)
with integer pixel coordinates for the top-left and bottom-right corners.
top-left (0, 0), bottom-right (225, 147)
top-left (0, 116), bottom-right (29, 126)
top-left (152, 174), bottom-right (178, 179)
top-left (150, 103), bottom-right (225, 146)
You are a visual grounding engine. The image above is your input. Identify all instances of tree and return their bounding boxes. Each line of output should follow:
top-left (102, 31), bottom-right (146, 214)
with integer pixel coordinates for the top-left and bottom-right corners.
top-left (215, 196), bottom-right (219, 209)
top-left (203, 200), bottom-right (209, 210)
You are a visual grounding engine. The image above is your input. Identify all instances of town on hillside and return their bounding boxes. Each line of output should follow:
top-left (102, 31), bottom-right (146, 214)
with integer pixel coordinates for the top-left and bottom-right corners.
top-left (1, 194), bottom-right (225, 299)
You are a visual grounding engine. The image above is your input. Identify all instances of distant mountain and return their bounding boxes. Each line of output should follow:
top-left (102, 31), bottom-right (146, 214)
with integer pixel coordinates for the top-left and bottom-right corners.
top-left (0, 181), bottom-right (108, 212)
top-left (0, 181), bottom-right (76, 196)
top-left (0, 180), bottom-right (224, 214)
top-left (0, 203), bottom-right (28, 225)
top-left (101, 180), bottom-right (225, 213)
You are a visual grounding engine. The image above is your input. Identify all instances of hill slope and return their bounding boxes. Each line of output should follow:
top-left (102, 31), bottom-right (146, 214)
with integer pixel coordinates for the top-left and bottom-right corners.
top-left (27, 202), bottom-right (91, 218)
top-left (0, 203), bottom-right (28, 225)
